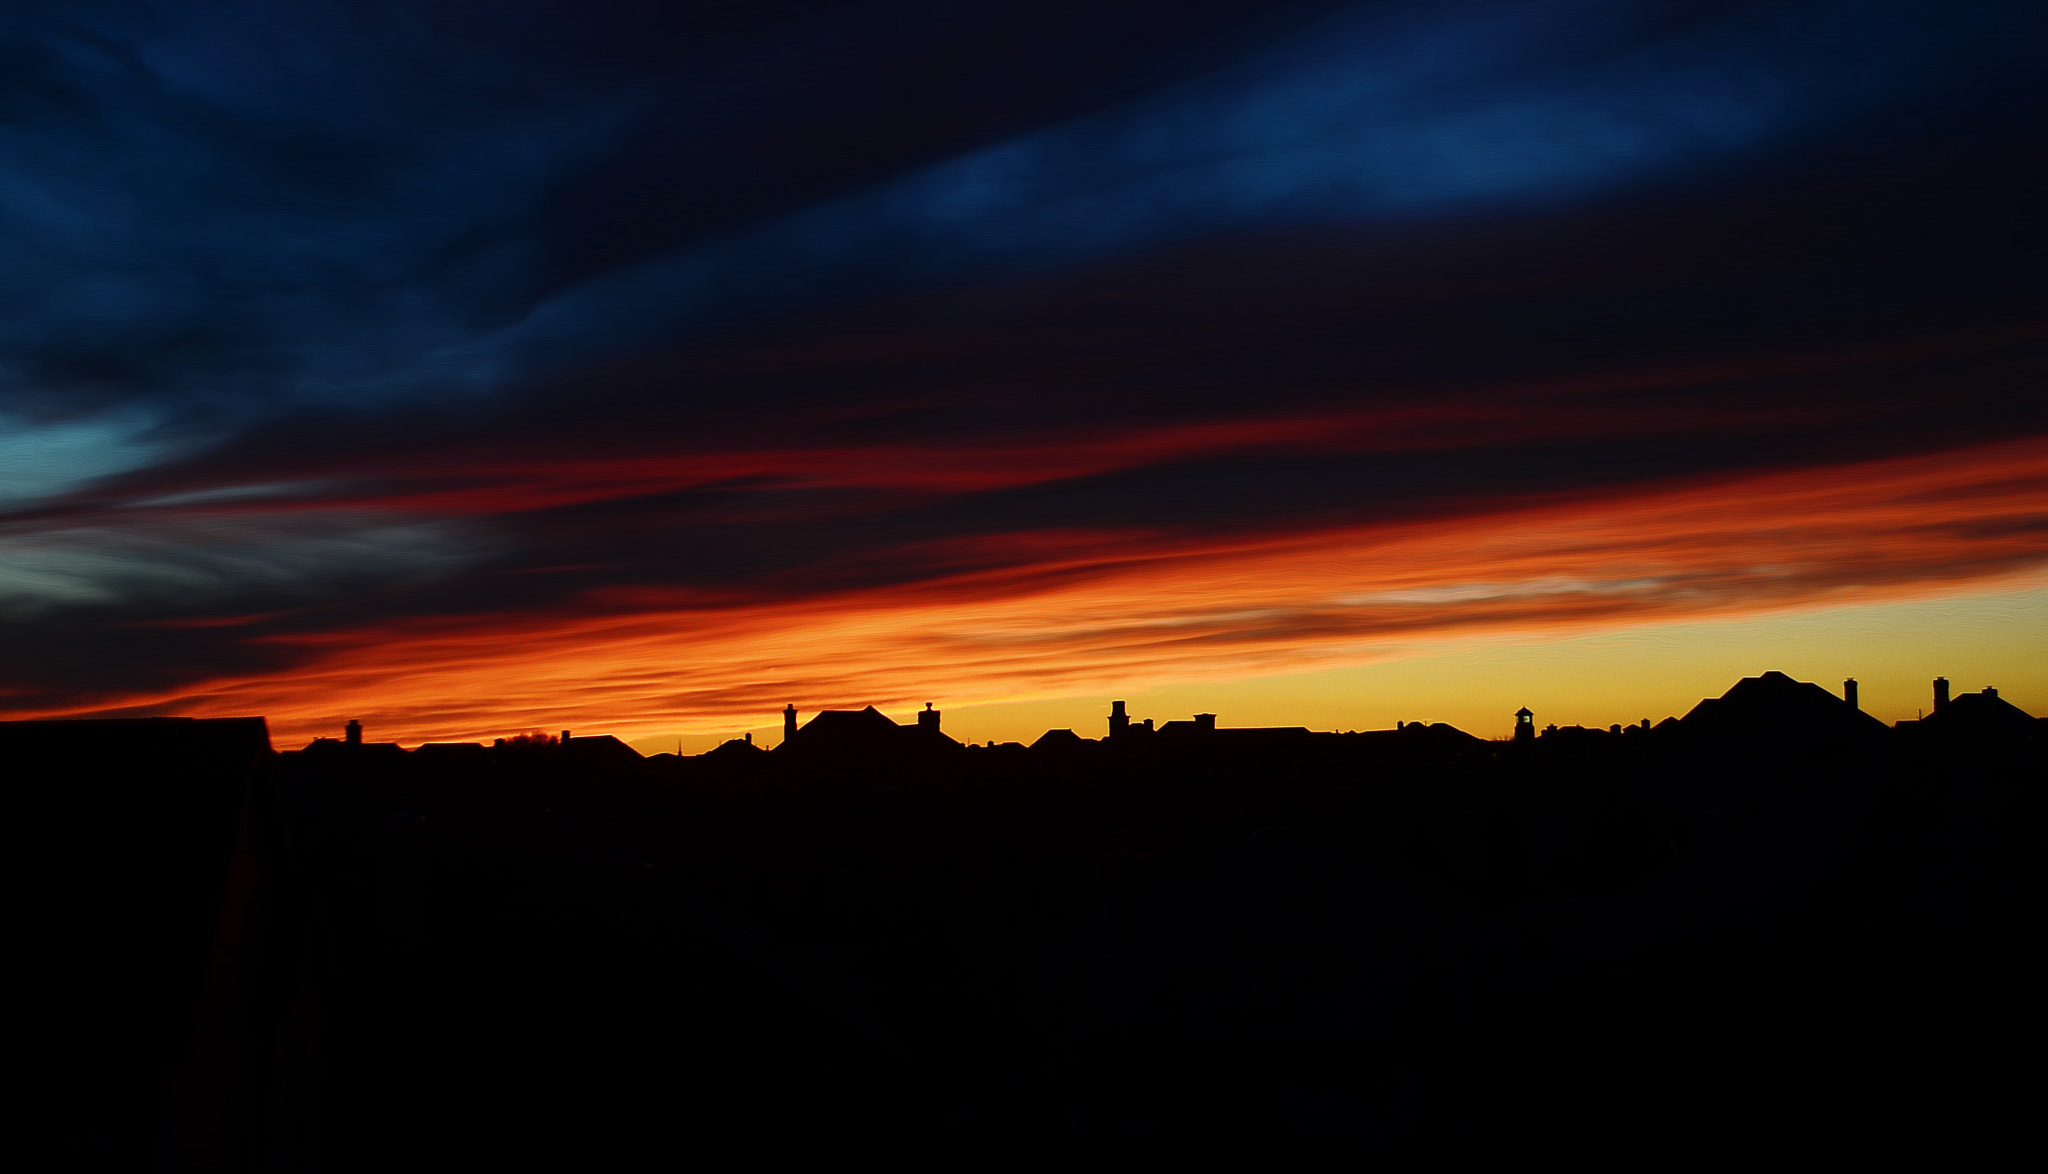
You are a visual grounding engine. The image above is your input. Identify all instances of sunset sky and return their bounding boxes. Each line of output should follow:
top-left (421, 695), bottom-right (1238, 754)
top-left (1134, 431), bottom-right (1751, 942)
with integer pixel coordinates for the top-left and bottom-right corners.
top-left (4, 0), bottom-right (2044, 752)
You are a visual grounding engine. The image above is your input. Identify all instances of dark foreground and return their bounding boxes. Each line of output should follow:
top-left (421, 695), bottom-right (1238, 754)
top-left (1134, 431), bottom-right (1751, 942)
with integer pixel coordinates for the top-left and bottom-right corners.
top-left (20, 700), bottom-right (2039, 1168)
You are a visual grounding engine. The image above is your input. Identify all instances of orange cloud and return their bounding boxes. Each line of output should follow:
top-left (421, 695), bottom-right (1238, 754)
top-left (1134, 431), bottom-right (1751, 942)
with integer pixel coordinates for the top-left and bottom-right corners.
top-left (33, 433), bottom-right (2047, 747)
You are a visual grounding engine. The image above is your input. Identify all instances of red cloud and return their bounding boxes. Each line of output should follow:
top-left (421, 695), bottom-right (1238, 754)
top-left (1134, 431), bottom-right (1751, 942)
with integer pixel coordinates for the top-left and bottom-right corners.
top-left (29, 433), bottom-right (2045, 747)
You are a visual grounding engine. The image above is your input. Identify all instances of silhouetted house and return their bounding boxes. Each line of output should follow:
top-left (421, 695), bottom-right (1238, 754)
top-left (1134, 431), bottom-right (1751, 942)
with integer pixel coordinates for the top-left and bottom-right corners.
top-left (1153, 712), bottom-right (1314, 745)
top-left (1539, 723), bottom-right (1615, 745)
top-left (1029, 728), bottom-right (1090, 753)
top-left (1676, 670), bottom-right (1889, 751)
top-left (560, 732), bottom-right (644, 771)
top-left (292, 719), bottom-right (409, 763)
top-left (1348, 720), bottom-right (1489, 758)
top-left (904, 702), bottom-right (961, 752)
top-left (1106, 701), bottom-right (1155, 738)
top-left (408, 741), bottom-right (491, 789)
top-left (410, 741), bottom-right (489, 768)
top-left (777, 705), bottom-right (960, 759)
top-left (5, 716), bottom-right (309, 1168)
top-left (1905, 684), bottom-right (2038, 745)
top-left (1108, 700), bottom-right (1131, 738)
top-left (704, 735), bottom-right (765, 762)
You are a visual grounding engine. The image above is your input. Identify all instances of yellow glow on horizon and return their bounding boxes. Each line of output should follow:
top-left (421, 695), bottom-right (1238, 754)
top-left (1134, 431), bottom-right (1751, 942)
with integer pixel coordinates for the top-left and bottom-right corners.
top-left (632, 584), bottom-right (2047, 753)
top-left (17, 436), bottom-right (2047, 751)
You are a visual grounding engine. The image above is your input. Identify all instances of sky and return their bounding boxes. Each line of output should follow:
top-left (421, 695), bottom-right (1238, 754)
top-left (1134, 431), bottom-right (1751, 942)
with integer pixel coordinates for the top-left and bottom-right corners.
top-left (3, 0), bottom-right (2044, 752)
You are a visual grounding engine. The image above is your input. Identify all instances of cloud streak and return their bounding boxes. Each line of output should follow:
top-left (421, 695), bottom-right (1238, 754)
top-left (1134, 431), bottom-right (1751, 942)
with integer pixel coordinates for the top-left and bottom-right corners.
top-left (3, 1), bottom-right (2044, 739)
top-left (15, 429), bottom-right (2045, 743)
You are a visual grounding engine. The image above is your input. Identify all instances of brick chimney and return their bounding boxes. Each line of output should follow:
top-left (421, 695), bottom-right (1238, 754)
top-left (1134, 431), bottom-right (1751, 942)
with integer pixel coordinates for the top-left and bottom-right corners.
top-left (1934, 677), bottom-right (1950, 712)
top-left (784, 704), bottom-right (798, 744)
top-left (1843, 678), bottom-right (1858, 710)
top-left (1109, 700), bottom-right (1129, 739)
top-left (918, 702), bottom-right (940, 731)
top-left (1194, 713), bottom-right (1216, 732)
top-left (344, 719), bottom-right (362, 746)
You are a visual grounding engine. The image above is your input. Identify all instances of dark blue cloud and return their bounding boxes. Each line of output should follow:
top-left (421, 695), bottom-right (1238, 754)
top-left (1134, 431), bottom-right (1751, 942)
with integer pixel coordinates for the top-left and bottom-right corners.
top-left (8, 0), bottom-right (2042, 467)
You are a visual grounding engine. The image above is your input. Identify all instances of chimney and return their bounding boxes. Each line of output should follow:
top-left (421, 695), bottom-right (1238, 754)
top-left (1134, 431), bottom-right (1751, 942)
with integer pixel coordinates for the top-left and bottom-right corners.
top-left (344, 719), bottom-right (362, 746)
top-left (784, 704), bottom-right (797, 744)
top-left (1142, 718), bottom-right (1154, 732)
top-left (1933, 677), bottom-right (1950, 712)
top-left (1194, 713), bottom-right (1216, 732)
top-left (1984, 686), bottom-right (1998, 699)
top-left (744, 731), bottom-right (753, 745)
top-left (561, 730), bottom-right (571, 744)
top-left (1843, 679), bottom-right (1858, 710)
top-left (918, 702), bottom-right (940, 731)
top-left (1109, 700), bottom-right (1129, 739)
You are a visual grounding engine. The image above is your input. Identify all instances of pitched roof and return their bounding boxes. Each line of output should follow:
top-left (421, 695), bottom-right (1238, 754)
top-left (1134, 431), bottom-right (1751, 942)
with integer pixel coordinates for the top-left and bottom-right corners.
top-left (1679, 670), bottom-right (1889, 745)
top-left (704, 737), bottom-right (764, 759)
top-left (561, 734), bottom-right (643, 765)
top-left (1920, 688), bottom-right (2038, 736)
top-left (778, 705), bottom-right (900, 754)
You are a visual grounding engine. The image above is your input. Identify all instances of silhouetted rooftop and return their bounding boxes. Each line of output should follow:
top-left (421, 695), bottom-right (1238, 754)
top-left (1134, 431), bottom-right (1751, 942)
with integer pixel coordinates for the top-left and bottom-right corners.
top-left (1030, 728), bottom-right (1090, 751)
top-left (1917, 686), bottom-right (2037, 737)
top-left (1678, 670), bottom-right (1889, 745)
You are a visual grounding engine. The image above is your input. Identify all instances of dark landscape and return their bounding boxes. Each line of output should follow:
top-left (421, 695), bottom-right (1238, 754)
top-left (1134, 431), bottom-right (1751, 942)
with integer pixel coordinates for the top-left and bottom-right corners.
top-left (20, 671), bottom-right (2039, 1168)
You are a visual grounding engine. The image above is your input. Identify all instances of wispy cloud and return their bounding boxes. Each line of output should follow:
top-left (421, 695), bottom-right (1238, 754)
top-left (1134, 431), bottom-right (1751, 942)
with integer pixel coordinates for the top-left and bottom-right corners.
top-left (19, 435), bottom-right (2042, 743)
